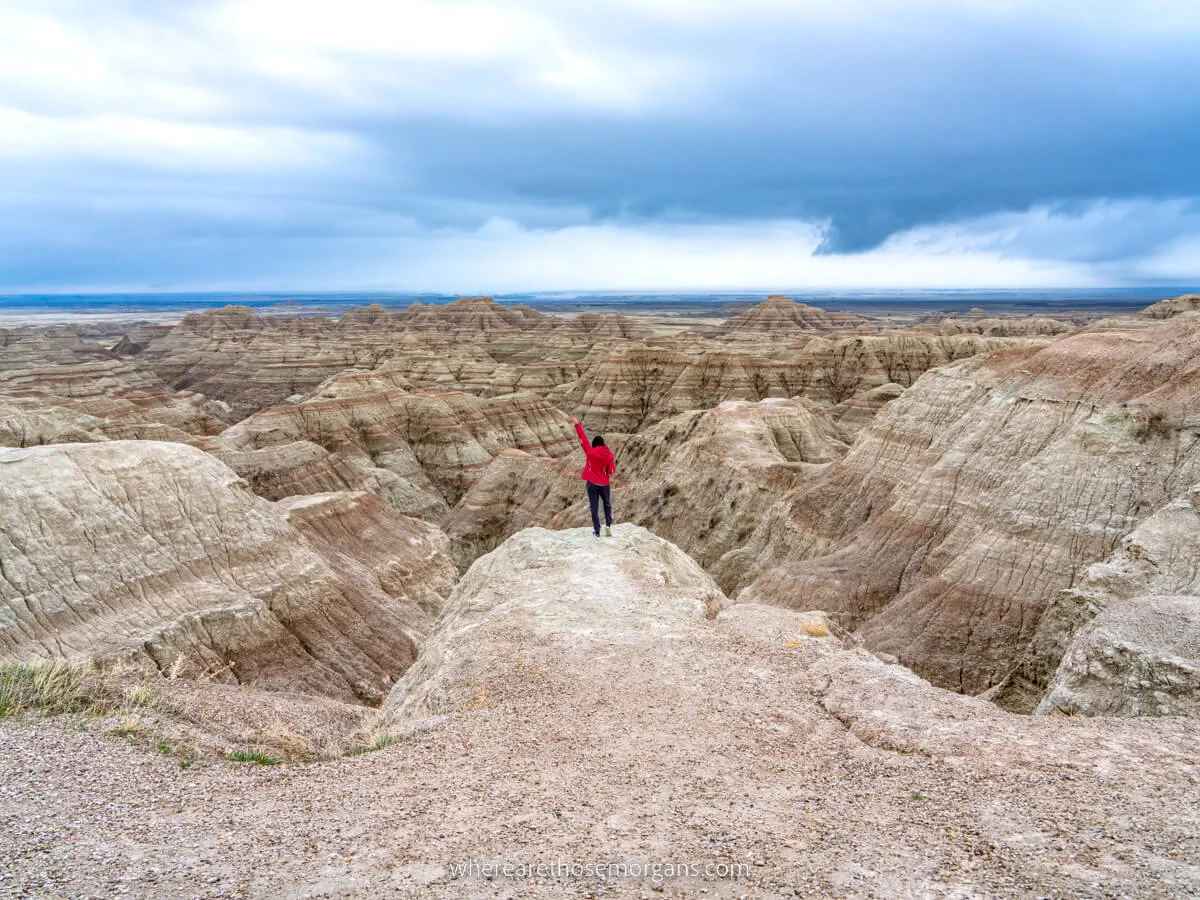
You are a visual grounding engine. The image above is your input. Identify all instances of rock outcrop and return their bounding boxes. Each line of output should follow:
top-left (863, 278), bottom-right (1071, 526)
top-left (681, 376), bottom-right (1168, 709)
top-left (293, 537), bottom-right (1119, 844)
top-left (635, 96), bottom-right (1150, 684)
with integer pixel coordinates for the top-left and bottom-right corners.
top-left (120, 306), bottom-right (403, 418)
top-left (829, 382), bottom-right (906, 439)
top-left (725, 316), bottom-right (1200, 698)
top-left (1039, 595), bottom-right (1200, 717)
top-left (560, 333), bottom-right (1045, 431)
top-left (993, 484), bottom-right (1200, 717)
top-left (279, 491), bottom-right (455, 622)
top-left (385, 525), bottom-right (727, 723)
top-left (210, 440), bottom-right (448, 519)
top-left (924, 316), bottom-right (1073, 337)
top-left (0, 441), bottom-right (454, 704)
top-left (719, 295), bottom-right (869, 336)
top-left (5, 524), bottom-right (1200, 897)
top-left (600, 399), bottom-right (847, 571)
top-left (116, 299), bottom-right (649, 420)
top-left (1138, 293), bottom-right (1200, 320)
top-left (440, 449), bottom-right (579, 568)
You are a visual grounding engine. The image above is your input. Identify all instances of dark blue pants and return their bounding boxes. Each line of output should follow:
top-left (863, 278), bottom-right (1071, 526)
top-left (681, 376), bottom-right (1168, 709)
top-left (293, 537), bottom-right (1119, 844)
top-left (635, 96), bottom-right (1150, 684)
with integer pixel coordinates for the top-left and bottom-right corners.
top-left (586, 482), bottom-right (612, 535)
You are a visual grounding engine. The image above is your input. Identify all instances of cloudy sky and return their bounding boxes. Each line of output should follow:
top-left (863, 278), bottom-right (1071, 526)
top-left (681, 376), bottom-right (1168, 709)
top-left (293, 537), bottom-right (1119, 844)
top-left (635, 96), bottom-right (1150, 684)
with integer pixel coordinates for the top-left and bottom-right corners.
top-left (1, 0), bottom-right (1199, 293)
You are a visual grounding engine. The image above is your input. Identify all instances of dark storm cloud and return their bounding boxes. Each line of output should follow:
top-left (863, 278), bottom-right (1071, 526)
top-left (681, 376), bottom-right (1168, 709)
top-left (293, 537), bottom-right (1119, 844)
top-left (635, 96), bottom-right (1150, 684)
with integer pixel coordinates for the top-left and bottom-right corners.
top-left (1, 1), bottom-right (1199, 289)
top-left (348, 11), bottom-right (1200, 253)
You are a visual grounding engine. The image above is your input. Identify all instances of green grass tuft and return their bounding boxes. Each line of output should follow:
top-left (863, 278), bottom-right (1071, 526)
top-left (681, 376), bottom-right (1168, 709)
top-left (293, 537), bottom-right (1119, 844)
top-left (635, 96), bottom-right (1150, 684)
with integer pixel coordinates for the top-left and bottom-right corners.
top-left (345, 730), bottom-right (399, 757)
top-left (225, 747), bottom-right (280, 765)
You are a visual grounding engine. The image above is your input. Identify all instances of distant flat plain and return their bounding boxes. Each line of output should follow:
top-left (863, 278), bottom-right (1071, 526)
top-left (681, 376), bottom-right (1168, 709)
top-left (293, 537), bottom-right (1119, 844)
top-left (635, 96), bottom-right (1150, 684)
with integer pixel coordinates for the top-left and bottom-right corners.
top-left (0, 287), bottom-right (1172, 338)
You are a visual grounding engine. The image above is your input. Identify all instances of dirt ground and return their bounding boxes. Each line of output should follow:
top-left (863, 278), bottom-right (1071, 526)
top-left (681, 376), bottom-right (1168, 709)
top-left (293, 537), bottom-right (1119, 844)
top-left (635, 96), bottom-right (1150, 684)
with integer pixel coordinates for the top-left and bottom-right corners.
top-left (3, 604), bottom-right (1199, 899)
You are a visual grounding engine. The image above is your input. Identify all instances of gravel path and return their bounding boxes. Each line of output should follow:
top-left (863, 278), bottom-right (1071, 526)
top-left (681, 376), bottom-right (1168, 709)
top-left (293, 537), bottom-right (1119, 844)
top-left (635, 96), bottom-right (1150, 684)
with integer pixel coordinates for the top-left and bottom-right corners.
top-left (3, 612), bottom-right (1199, 899)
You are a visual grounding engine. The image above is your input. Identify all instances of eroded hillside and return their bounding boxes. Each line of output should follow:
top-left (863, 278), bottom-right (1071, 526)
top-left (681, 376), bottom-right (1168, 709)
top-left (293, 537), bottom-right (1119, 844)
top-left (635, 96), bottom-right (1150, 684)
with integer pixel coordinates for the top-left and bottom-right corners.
top-left (3, 294), bottom-right (1200, 896)
top-left (2, 525), bottom-right (1197, 897)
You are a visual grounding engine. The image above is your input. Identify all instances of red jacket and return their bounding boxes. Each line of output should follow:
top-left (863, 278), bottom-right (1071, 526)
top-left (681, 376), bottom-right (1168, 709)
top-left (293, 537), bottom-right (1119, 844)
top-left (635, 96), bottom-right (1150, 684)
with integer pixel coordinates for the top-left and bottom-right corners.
top-left (575, 422), bottom-right (616, 486)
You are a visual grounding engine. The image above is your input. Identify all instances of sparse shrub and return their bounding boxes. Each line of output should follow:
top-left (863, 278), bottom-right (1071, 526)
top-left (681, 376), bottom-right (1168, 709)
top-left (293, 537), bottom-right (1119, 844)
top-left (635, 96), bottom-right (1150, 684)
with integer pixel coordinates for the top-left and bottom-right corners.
top-left (662, 483), bottom-right (680, 499)
top-left (225, 748), bottom-right (280, 765)
top-left (801, 620), bottom-right (830, 637)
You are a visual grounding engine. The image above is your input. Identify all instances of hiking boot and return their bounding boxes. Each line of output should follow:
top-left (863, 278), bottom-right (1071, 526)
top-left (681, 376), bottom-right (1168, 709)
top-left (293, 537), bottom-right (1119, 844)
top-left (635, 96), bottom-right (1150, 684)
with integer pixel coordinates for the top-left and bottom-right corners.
top-left (604, 525), bottom-right (612, 537)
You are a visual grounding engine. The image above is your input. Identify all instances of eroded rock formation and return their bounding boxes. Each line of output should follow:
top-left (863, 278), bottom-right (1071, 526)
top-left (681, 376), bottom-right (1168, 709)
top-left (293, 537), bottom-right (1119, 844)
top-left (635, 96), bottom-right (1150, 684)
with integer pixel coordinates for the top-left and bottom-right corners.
top-left (385, 525), bottom-right (727, 723)
top-left (118, 298), bottom-right (650, 420)
top-left (0, 328), bottom-right (228, 445)
top-left (725, 315), bottom-right (1200, 698)
top-left (0, 441), bottom-right (454, 704)
top-left (559, 332), bottom-right (1035, 431)
top-left (1138, 293), bottom-right (1200, 320)
top-left (10, 292), bottom-right (1200, 724)
top-left (994, 484), bottom-right (1200, 717)
top-left (213, 381), bottom-right (575, 512)
top-left (719, 294), bottom-right (869, 336)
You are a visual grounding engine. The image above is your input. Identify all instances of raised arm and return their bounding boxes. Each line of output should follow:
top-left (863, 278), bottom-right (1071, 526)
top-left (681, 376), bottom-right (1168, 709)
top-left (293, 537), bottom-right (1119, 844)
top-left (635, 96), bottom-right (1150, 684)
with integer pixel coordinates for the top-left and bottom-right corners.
top-left (571, 417), bottom-right (591, 452)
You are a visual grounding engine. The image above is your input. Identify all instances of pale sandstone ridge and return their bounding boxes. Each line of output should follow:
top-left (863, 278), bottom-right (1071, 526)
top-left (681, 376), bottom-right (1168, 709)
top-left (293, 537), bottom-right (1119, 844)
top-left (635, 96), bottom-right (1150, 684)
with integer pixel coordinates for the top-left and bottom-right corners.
top-left (365, 525), bottom-right (1199, 896)
top-left (724, 315), bottom-right (1200, 699)
top-left (0, 441), bottom-right (454, 704)
top-left (719, 295), bottom-right (869, 336)
top-left (213, 380), bottom-right (575, 514)
top-left (1137, 292), bottom-right (1200, 320)
top-left (386, 525), bottom-right (728, 723)
top-left (118, 299), bottom-right (650, 419)
top-left (0, 328), bottom-right (228, 446)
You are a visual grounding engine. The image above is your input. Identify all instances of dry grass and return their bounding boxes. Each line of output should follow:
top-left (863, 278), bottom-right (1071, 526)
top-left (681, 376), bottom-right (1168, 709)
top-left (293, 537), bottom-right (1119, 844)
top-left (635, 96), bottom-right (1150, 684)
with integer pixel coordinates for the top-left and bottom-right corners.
top-left (0, 661), bottom-right (104, 718)
top-left (1, 660), bottom-right (378, 765)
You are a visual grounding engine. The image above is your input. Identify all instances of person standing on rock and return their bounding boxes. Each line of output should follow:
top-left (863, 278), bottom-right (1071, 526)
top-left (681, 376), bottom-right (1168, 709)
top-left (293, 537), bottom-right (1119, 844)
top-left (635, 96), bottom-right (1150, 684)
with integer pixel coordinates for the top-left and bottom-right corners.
top-left (571, 416), bottom-right (616, 537)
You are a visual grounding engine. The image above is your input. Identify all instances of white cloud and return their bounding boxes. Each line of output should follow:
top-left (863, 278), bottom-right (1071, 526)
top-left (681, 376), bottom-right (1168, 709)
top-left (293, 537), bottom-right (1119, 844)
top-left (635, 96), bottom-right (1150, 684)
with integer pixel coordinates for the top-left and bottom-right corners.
top-left (0, 6), bottom-right (229, 118)
top-left (347, 217), bottom-right (1100, 292)
top-left (203, 0), bottom-right (693, 112)
top-left (0, 106), bottom-right (365, 171)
